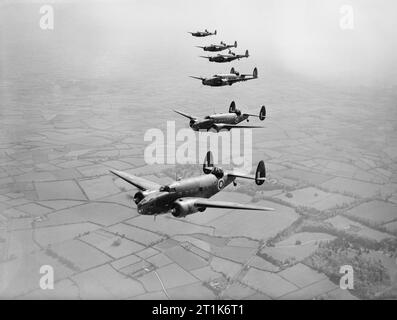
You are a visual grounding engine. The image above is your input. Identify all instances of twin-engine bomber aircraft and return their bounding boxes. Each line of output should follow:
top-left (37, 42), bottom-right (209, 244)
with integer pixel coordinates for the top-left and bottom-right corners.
top-left (174, 101), bottom-right (266, 132)
top-left (189, 29), bottom-right (217, 37)
top-left (110, 152), bottom-right (274, 218)
top-left (197, 41), bottom-right (237, 52)
top-left (201, 49), bottom-right (249, 63)
top-left (190, 67), bottom-right (258, 87)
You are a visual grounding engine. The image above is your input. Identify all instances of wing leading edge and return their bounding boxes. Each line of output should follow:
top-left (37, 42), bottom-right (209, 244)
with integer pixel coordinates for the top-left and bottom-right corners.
top-left (192, 198), bottom-right (274, 211)
top-left (110, 170), bottom-right (161, 191)
top-left (216, 124), bottom-right (264, 130)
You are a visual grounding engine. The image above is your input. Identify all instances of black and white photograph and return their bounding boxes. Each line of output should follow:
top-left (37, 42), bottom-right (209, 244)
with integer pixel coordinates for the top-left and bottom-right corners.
top-left (0, 0), bottom-right (396, 305)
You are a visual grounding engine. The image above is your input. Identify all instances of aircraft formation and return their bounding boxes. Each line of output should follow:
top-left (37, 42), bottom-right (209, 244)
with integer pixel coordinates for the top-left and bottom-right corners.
top-left (190, 31), bottom-right (257, 86)
top-left (109, 29), bottom-right (274, 219)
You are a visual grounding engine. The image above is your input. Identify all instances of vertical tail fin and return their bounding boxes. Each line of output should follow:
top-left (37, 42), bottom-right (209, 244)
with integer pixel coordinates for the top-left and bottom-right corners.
top-left (255, 161), bottom-right (266, 185)
top-left (253, 67), bottom-right (258, 78)
top-left (245, 50), bottom-right (249, 57)
top-left (234, 41), bottom-right (237, 48)
top-left (230, 67), bottom-right (236, 74)
top-left (229, 101), bottom-right (236, 113)
top-left (203, 151), bottom-right (214, 174)
top-left (259, 105), bottom-right (266, 120)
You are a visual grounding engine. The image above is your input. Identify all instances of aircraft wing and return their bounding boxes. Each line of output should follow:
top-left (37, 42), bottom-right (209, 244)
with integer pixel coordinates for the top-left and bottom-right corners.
top-left (189, 76), bottom-right (205, 80)
top-left (228, 76), bottom-right (254, 83)
top-left (174, 109), bottom-right (197, 120)
top-left (227, 172), bottom-right (266, 183)
top-left (216, 124), bottom-right (264, 130)
top-left (110, 169), bottom-right (161, 191)
top-left (192, 198), bottom-right (274, 211)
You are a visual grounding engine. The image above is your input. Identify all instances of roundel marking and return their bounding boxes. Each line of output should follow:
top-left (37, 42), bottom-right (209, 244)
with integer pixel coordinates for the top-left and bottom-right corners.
top-left (218, 179), bottom-right (225, 190)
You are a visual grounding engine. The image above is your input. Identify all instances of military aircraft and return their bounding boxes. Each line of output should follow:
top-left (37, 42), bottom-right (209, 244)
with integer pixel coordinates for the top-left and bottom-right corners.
top-left (190, 67), bottom-right (258, 87)
top-left (110, 151), bottom-right (274, 218)
top-left (189, 29), bottom-right (217, 37)
top-left (174, 101), bottom-right (266, 132)
top-left (201, 49), bottom-right (249, 63)
top-left (196, 41), bottom-right (237, 52)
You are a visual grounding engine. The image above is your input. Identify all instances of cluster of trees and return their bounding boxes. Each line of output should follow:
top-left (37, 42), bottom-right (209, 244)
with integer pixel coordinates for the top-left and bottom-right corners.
top-left (306, 238), bottom-right (391, 299)
top-left (299, 222), bottom-right (390, 252)
top-left (45, 246), bottom-right (80, 272)
top-left (256, 251), bottom-right (284, 268)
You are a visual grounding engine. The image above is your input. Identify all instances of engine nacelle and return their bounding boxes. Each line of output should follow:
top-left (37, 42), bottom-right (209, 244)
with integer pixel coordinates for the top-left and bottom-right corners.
top-left (133, 191), bottom-right (145, 205)
top-left (171, 198), bottom-right (199, 218)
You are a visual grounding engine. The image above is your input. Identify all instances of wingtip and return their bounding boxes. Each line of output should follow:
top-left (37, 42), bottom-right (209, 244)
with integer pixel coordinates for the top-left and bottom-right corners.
top-left (189, 76), bottom-right (203, 80)
top-left (109, 169), bottom-right (120, 176)
top-left (109, 169), bottom-right (119, 177)
top-left (261, 207), bottom-right (275, 211)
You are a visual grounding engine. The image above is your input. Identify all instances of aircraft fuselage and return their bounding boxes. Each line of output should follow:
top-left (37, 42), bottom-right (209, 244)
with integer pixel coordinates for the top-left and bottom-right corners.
top-left (201, 75), bottom-right (253, 87)
top-left (204, 45), bottom-right (232, 52)
top-left (209, 55), bottom-right (240, 63)
top-left (137, 173), bottom-right (235, 215)
top-left (190, 113), bottom-right (249, 131)
top-left (191, 32), bottom-right (213, 37)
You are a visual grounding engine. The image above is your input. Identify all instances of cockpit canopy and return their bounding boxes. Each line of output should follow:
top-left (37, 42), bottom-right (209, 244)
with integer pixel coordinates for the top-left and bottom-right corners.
top-left (210, 167), bottom-right (224, 178)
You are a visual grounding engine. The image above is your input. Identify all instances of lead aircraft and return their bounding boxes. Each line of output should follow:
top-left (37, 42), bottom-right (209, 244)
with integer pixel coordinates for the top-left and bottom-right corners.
top-left (110, 151), bottom-right (274, 218)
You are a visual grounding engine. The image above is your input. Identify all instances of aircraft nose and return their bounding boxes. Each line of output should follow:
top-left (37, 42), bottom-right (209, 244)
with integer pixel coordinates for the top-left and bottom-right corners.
top-left (137, 198), bottom-right (150, 214)
top-left (137, 204), bottom-right (145, 214)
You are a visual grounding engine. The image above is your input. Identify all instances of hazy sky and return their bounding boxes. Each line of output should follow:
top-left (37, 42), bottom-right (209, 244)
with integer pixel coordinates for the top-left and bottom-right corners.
top-left (1, 0), bottom-right (397, 87)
